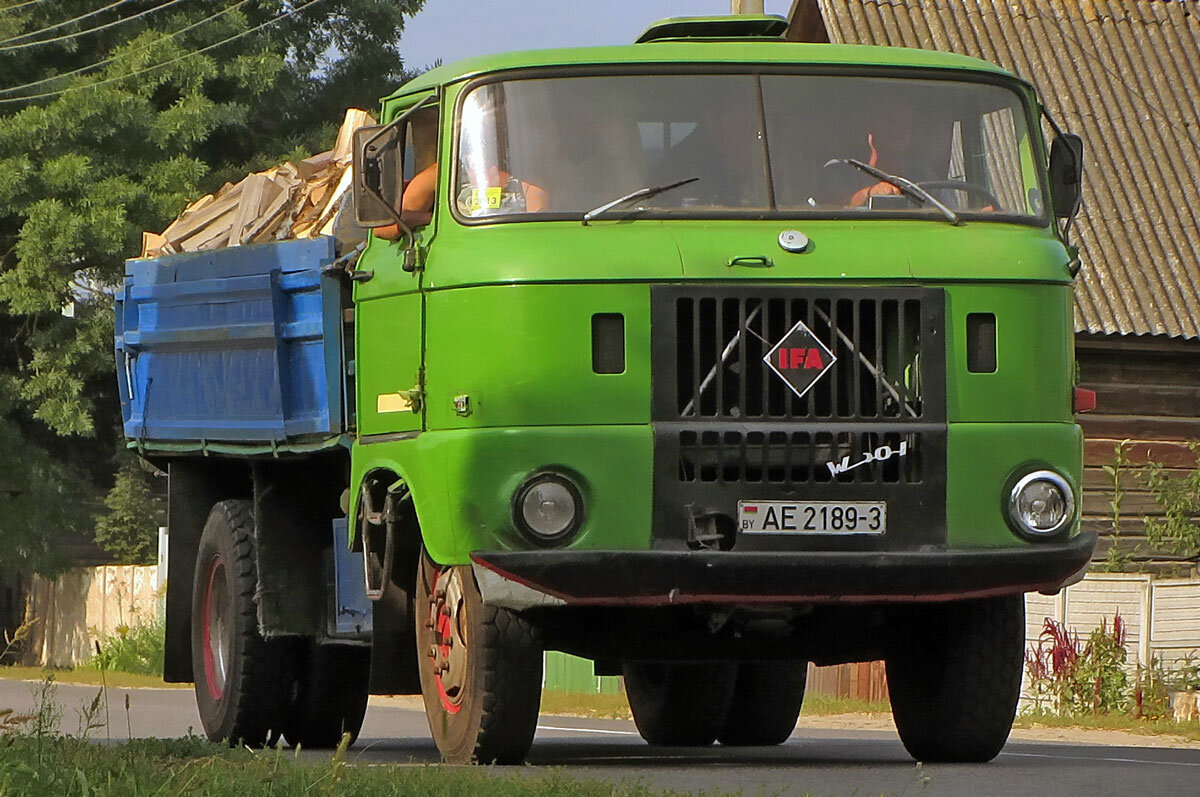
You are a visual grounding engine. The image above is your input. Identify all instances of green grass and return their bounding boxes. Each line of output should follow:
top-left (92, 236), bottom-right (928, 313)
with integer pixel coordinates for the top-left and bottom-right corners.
top-left (799, 693), bottom-right (891, 716)
top-left (0, 666), bottom-right (187, 690)
top-left (1014, 709), bottom-right (1200, 742)
top-left (0, 735), bottom-right (754, 796)
top-left (541, 689), bottom-right (892, 720)
top-left (541, 690), bottom-right (633, 719)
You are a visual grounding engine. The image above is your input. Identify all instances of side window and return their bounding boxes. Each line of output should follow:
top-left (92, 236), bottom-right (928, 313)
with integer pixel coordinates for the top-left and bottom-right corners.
top-left (403, 105), bottom-right (439, 183)
top-left (979, 106), bottom-right (1024, 211)
top-left (396, 103), bottom-right (439, 224)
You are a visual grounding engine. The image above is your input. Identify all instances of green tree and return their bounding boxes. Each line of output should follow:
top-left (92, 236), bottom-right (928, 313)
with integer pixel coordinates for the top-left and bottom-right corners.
top-left (93, 455), bottom-right (164, 564)
top-left (0, 0), bottom-right (426, 569)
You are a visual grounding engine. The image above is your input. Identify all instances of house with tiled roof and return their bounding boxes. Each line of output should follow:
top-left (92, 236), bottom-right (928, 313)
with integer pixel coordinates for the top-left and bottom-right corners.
top-left (788, 0), bottom-right (1200, 572)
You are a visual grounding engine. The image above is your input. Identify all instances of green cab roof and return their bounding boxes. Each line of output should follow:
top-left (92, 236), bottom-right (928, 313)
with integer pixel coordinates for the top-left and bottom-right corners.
top-left (388, 20), bottom-right (1022, 101)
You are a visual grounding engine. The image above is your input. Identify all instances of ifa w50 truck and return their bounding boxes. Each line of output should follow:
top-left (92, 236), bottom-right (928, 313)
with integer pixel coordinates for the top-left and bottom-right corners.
top-left (116, 16), bottom-right (1094, 764)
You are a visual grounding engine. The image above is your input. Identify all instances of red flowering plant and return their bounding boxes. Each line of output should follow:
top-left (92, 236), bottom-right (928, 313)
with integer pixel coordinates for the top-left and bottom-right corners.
top-left (1025, 612), bottom-right (1129, 716)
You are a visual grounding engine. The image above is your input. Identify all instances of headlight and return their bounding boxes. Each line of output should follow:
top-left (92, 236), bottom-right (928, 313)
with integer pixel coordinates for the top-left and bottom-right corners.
top-left (1007, 470), bottom-right (1074, 538)
top-left (514, 473), bottom-right (583, 545)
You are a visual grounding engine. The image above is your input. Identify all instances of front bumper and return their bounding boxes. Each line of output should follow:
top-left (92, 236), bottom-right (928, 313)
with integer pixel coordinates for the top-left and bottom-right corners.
top-left (471, 531), bottom-right (1096, 610)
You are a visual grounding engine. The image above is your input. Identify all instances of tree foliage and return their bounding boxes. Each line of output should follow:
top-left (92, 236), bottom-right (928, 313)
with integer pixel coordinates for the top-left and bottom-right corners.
top-left (93, 456), bottom-right (164, 565)
top-left (1140, 442), bottom-right (1200, 561)
top-left (0, 0), bottom-right (426, 569)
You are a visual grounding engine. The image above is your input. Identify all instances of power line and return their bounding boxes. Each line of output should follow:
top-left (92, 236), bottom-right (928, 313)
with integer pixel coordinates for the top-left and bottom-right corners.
top-left (0, 0), bottom-right (255, 97)
top-left (0, 1), bottom-right (130, 47)
top-left (0, 0), bottom-right (329, 106)
top-left (0, 0), bottom-right (58, 13)
top-left (0, 0), bottom-right (190, 52)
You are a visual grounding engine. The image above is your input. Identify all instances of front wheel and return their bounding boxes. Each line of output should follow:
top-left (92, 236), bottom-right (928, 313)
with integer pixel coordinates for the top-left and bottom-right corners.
top-left (623, 661), bottom-right (737, 746)
top-left (190, 500), bottom-right (291, 746)
top-left (415, 552), bottom-right (542, 764)
top-left (886, 595), bottom-right (1024, 763)
top-left (718, 660), bottom-right (807, 746)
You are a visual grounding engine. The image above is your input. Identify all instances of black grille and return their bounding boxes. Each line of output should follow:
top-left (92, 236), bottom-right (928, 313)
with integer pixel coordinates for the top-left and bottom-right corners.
top-left (654, 288), bottom-right (945, 423)
top-left (677, 428), bottom-right (923, 485)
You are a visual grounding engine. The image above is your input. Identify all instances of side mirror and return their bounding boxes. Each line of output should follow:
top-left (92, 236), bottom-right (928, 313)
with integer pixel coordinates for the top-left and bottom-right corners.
top-left (352, 124), bottom-right (404, 227)
top-left (1048, 132), bottom-right (1083, 220)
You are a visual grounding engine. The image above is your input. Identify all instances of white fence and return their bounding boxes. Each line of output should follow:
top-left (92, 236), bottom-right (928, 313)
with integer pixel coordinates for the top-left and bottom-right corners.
top-left (1026, 573), bottom-right (1200, 668)
top-left (17, 567), bottom-right (1200, 673)
top-left (22, 564), bottom-right (161, 668)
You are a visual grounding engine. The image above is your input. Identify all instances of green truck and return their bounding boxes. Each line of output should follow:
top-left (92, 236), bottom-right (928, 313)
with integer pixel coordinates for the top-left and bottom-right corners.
top-left (117, 16), bottom-right (1093, 764)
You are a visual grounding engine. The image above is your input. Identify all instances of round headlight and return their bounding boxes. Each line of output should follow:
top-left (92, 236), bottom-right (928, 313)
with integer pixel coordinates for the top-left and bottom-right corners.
top-left (1008, 470), bottom-right (1074, 538)
top-left (514, 473), bottom-right (583, 544)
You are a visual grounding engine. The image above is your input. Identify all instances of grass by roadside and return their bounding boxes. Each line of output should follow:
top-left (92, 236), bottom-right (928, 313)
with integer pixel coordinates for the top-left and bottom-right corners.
top-left (0, 735), bottom-right (757, 796)
top-left (1013, 709), bottom-right (1200, 742)
top-left (540, 689), bottom-right (892, 721)
top-left (800, 693), bottom-right (891, 716)
top-left (541, 689), bottom-right (1200, 743)
top-left (541, 690), bottom-right (632, 719)
top-left (0, 666), bottom-right (187, 690)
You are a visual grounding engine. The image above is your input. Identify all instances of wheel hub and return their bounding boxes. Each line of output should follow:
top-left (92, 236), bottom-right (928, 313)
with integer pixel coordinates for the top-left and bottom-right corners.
top-left (427, 567), bottom-right (469, 713)
top-left (201, 555), bottom-right (230, 700)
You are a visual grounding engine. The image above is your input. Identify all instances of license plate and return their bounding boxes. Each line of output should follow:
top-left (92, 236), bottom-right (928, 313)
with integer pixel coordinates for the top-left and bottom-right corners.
top-left (737, 501), bottom-right (886, 534)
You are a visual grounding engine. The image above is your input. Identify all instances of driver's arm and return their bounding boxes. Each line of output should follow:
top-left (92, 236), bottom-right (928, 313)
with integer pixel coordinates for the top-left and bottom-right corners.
top-left (375, 163), bottom-right (437, 240)
top-left (849, 180), bottom-right (902, 207)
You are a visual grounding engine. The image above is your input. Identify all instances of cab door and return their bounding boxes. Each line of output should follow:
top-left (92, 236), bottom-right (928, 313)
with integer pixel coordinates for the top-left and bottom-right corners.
top-left (354, 95), bottom-right (440, 438)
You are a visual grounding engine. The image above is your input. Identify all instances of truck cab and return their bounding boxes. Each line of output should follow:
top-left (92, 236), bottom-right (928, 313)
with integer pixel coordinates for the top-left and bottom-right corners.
top-left (120, 16), bottom-right (1091, 764)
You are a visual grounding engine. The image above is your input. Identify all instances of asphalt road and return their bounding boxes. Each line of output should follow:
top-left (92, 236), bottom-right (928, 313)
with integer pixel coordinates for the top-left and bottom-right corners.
top-left (3, 678), bottom-right (1200, 796)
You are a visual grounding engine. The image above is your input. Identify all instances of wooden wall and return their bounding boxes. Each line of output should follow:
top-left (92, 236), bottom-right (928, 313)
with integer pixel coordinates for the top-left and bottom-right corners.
top-left (1077, 333), bottom-right (1200, 575)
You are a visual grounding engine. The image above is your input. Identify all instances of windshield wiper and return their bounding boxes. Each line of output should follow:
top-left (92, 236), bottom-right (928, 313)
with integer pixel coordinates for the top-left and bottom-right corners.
top-left (825, 158), bottom-right (962, 226)
top-left (581, 177), bottom-right (700, 226)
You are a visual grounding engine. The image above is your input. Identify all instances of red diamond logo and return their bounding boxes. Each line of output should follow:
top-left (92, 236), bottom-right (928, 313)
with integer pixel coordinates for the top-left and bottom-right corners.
top-left (763, 319), bottom-right (837, 399)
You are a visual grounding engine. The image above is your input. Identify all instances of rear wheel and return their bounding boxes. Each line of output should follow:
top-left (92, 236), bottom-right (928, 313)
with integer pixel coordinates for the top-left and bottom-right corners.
top-left (190, 500), bottom-right (291, 746)
top-left (623, 661), bottom-right (737, 746)
top-left (718, 660), bottom-right (807, 746)
top-left (283, 642), bottom-right (371, 749)
top-left (415, 552), bottom-right (542, 764)
top-left (886, 595), bottom-right (1024, 763)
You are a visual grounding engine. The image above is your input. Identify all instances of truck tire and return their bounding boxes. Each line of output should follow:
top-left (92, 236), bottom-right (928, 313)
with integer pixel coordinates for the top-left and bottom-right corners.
top-left (886, 595), bottom-right (1024, 763)
top-left (191, 499), bottom-right (291, 746)
top-left (623, 661), bottom-right (737, 746)
top-left (717, 660), bottom-right (807, 746)
top-left (415, 552), bottom-right (542, 764)
top-left (283, 641), bottom-right (371, 749)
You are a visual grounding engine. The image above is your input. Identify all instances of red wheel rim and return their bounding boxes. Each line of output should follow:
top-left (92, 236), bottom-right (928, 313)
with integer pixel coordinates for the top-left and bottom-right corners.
top-left (428, 568), bottom-right (465, 715)
top-left (201, 555), bottom-right (229, 701)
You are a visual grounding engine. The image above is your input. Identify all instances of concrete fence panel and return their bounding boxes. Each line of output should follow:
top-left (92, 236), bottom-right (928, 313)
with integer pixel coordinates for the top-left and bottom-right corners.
top-left (21, 565), bottom-right (159, 669)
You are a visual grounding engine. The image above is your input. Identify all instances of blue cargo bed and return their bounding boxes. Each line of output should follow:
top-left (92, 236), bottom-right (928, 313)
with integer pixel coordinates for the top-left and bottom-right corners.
top-left (115, 237), bottom-right (348, 454)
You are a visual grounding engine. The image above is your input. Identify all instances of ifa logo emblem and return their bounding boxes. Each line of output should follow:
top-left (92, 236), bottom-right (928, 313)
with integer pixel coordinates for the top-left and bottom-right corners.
top-left (763, 319), bottom-right (837, 398)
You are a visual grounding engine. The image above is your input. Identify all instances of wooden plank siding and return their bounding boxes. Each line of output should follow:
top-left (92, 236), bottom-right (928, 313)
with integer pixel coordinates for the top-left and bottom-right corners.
top-left (1077, 335), bottom-right (1200, 575)
top-left (806, 661), bottom-right (889, 703)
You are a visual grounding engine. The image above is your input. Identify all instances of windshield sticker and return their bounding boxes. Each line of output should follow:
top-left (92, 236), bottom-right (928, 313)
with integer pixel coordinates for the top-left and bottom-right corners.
top-left (763, 319), bottom-right (837, 399)
top-left (464, 187), bottom-right (503, 212)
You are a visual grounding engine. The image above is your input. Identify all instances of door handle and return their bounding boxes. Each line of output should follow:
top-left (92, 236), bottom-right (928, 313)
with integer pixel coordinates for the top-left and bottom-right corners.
top-left (726, 255), bottom-right (774, 268)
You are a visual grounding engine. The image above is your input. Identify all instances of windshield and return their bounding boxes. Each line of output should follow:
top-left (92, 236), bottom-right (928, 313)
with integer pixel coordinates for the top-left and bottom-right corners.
top-left (452, 72), bottom-right (1044, 222)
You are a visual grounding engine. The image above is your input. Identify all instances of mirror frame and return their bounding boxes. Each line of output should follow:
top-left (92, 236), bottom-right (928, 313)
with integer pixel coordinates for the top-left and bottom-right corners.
top-left (352, 94), bottom-right (437, 230)
top-left (1049, 132), bottom-right (1084, 220)
top-left (352, 124), bottom-right (404, 227)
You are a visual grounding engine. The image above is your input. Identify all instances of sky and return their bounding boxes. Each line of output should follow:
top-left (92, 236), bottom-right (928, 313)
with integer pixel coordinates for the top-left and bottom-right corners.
top-left (399, 0), bottom-right (797, 71)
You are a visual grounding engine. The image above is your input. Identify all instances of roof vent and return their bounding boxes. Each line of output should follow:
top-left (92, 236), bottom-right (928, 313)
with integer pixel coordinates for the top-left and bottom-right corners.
top-left (635, 15), bottom-right (789, 44)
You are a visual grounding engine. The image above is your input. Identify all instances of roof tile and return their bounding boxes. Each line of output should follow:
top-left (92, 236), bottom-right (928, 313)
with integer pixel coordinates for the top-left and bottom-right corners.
top-left (817, 0), bottom-right (1200, 338)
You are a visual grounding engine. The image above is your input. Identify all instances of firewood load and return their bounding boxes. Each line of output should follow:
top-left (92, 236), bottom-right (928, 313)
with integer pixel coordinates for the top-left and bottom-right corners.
top-left (139, 108), bottom-right (376, 258)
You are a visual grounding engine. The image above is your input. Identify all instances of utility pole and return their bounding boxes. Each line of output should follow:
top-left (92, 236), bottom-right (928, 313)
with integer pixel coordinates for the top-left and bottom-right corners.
top-left (731, 0), bottom-right (765, 13)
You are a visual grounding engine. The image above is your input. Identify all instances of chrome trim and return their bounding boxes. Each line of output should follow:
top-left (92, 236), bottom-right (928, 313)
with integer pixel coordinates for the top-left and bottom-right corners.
top-left (512, 471), bottom-right (584, 546)
top-left (1008, 469), bottom-right (1075, 538)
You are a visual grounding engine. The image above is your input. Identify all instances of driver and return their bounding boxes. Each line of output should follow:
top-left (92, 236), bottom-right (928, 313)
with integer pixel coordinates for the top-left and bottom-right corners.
top-left (373, 89), bottom-right (547, 240)
top-left (848, 98), bottom-right (923, 207)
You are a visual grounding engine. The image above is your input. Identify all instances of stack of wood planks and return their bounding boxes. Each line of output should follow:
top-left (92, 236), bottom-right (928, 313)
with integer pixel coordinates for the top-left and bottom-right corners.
top-left (139, 108), bottom-right (375, 258)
